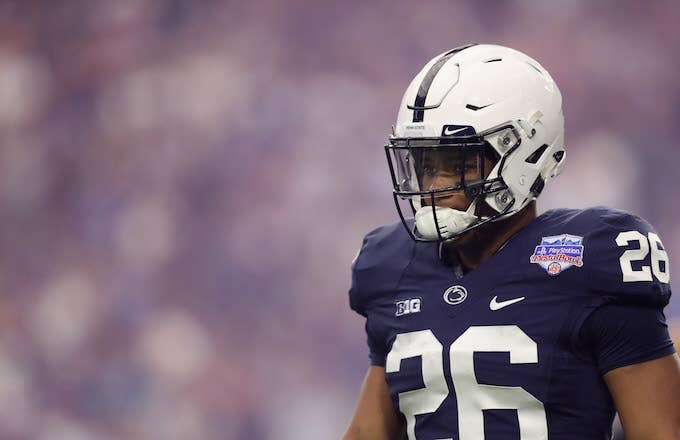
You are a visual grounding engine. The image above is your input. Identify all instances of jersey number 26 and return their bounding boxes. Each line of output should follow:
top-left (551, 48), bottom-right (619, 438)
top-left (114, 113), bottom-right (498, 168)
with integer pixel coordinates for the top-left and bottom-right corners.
top-left (386, 325), bottom-right (547, 440)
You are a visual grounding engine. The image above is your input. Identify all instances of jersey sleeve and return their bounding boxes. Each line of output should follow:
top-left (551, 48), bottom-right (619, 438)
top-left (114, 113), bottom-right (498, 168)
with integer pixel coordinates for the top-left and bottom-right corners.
top-left (348, 221), bottom-right (413, 315)
top-left (348, 237), bottom-right (389, 366)
top-left (579, 302), bottom-right (676, 374)
top-left (348, 221), bottom-right (413, 366)
top-left (584, 207), bottom-right (671, 307)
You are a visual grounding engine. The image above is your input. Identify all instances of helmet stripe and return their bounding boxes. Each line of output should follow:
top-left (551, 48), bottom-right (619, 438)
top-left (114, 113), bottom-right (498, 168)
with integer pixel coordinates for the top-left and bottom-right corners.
top-left (412, 43), bottom-right (476, 123)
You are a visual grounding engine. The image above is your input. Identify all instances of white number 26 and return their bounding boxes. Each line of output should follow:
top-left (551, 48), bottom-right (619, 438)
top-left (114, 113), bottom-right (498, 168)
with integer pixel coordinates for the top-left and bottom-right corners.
top-left (616, 231), bottom-right (670, 283)
top-left (386, 326), bottom-right (547, 440)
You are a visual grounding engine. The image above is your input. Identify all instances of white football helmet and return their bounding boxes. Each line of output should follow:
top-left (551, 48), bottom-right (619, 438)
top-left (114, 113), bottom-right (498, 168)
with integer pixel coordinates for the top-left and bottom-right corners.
top-left (385, 43), bottom-right (565, 242)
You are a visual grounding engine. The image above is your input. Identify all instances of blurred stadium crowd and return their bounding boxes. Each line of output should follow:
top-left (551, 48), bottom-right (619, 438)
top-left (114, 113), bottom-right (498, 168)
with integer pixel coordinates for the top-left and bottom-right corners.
top-left (0, 1), bottom-right (678, 439)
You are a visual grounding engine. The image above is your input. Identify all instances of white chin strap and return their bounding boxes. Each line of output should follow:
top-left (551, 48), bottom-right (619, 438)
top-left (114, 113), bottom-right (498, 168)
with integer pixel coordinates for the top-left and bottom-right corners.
top-left (414, 205), bottom-right (478, 240)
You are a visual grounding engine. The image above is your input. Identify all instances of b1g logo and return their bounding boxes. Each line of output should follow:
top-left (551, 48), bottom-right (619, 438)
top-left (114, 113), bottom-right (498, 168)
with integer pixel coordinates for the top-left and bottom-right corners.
top-left (395, 298), bottom-right (422, 316)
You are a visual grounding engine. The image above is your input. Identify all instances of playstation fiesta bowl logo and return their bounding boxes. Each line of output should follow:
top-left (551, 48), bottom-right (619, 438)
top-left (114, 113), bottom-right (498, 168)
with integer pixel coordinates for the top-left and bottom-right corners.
top-left (530, 234), bottom-right (584, 276)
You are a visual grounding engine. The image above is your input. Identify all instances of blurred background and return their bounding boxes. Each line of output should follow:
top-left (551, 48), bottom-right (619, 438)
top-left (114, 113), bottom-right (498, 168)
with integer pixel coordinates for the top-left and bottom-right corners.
top-left (0, 0), bottom-right (678, 439)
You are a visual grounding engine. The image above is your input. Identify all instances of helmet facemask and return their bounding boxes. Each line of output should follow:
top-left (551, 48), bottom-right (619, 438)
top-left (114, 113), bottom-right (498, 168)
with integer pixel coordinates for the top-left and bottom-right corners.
top-left (385, 123), bottom-right (523, 243)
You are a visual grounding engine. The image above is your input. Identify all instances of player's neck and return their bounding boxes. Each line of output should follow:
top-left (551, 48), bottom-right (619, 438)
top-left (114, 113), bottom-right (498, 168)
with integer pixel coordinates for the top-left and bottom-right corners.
top-left (453, 202), bottom-right (537, 272)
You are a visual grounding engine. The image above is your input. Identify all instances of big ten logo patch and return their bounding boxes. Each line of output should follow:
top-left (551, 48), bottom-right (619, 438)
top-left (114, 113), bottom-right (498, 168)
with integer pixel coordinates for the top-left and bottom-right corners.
top-left (395, 298), bottom-right (422, 316)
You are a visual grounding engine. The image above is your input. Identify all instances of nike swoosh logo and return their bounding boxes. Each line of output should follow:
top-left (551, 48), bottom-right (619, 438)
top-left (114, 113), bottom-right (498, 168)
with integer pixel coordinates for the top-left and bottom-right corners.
top-left (443, 126), bottom-right (469, 136)
top-left (489, 295), bottom-right (526, 311)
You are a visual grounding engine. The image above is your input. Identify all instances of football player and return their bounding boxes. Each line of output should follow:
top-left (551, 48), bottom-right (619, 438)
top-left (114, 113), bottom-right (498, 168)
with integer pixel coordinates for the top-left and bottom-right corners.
top-left (343, 44), bottom-right (680, 440)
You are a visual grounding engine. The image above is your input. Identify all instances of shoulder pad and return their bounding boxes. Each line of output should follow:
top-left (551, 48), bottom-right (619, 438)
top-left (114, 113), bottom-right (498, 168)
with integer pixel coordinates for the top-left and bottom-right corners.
top-left (581, 206), bottom-right (671, 306)
top-left (349, 221), bottom-right (414, 316)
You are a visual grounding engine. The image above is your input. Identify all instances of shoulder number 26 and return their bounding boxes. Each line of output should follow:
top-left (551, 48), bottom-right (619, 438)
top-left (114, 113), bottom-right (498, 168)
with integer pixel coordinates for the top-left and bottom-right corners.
top-left (616, 231), bottom-right (669, 283)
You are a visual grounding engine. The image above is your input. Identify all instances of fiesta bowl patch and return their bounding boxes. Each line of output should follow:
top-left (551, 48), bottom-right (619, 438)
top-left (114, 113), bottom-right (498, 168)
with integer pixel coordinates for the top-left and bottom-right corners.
top-left (530, 234), bottom-right (584, 275)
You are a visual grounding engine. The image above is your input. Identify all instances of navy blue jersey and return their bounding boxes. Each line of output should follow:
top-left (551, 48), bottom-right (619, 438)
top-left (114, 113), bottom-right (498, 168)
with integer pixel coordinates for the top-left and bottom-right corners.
top-left (349, 207), bottom-right (673, 440)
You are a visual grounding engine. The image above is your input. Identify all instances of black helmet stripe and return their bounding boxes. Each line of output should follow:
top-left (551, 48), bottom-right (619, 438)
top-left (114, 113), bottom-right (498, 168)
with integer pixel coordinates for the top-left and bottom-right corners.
top-left (412, 43), bottom-right (477, 123)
